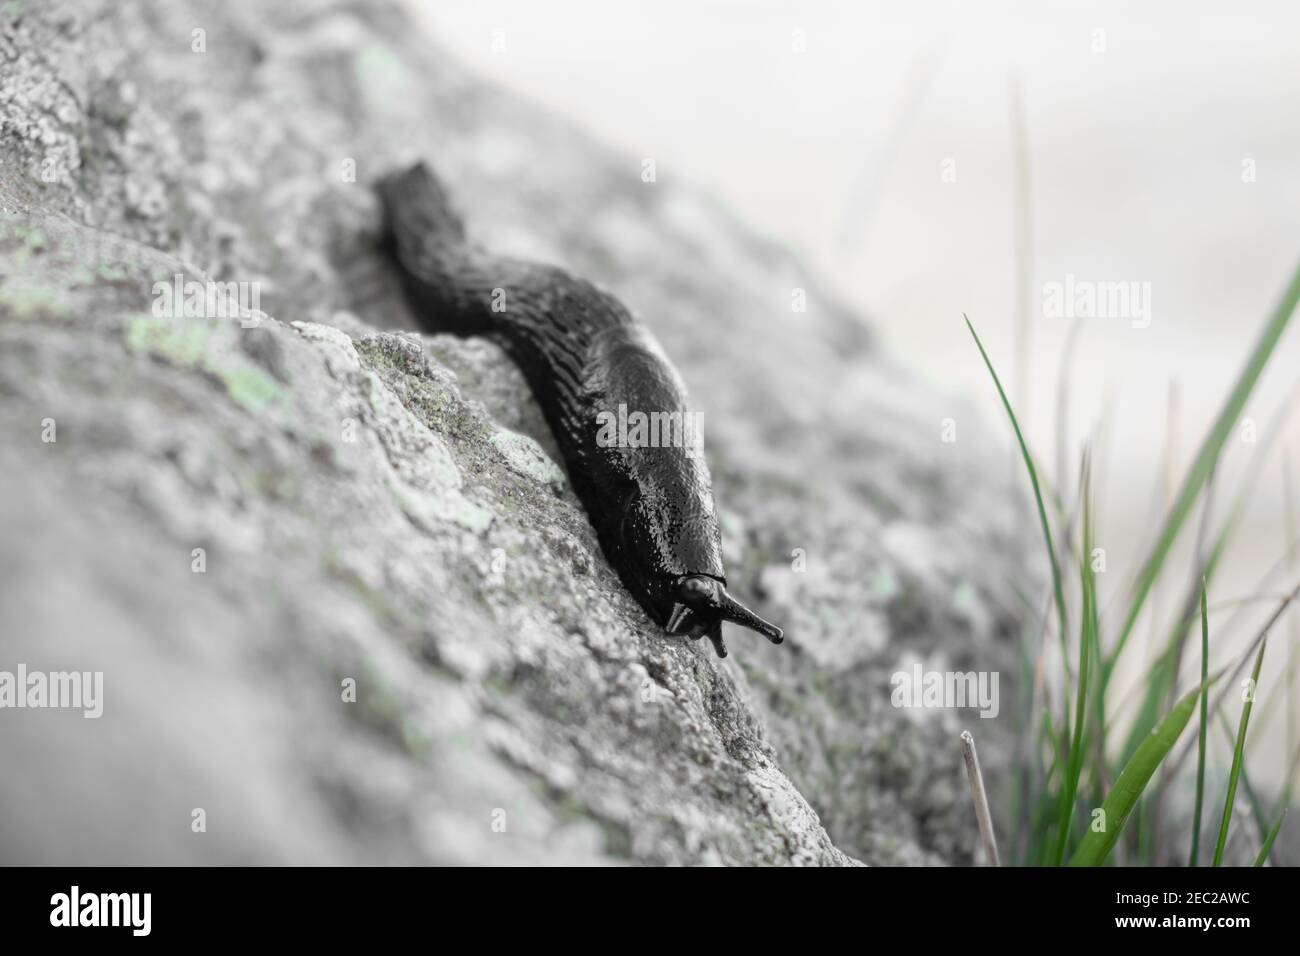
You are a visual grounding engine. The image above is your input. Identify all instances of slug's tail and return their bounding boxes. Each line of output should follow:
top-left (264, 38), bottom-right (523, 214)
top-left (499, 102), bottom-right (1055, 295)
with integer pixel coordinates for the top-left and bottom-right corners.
top-left (376, 162), bottom-right (491, 337)
top-left (378, 162), bottom-right (467, 244)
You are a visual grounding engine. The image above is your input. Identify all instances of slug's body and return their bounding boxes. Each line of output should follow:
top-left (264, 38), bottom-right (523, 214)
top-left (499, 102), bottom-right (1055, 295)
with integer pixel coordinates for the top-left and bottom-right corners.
top-left (377, 163), bottom-right (782, 658)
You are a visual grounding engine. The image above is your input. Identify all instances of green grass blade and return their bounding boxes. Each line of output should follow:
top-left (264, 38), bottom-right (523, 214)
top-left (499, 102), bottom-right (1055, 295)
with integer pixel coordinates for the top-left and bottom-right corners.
top-left (1287, 457), bottom-right (1299, 803)
top-left (964, 314), bottom-right (1069, 662)
top-left (1053, 455), bottom-right (1096, 865)
top-left (965, 314), bottom-right (1073, 865)
top-left (1069, 679), bottom-right (1207, 866)
top-left (1254, 810), bottom-right (1287, 866)
top-left (1083, 493), bottom-right (1107, 811)
top-left (1189, 580), bottom-right (1210, 867)
top-left (1213, 637), bottom-right (1268, 866)
top-left (1216, 712), bottom-right (1272, 842)
top-left (1106, 262), bottom-right (1300, 677)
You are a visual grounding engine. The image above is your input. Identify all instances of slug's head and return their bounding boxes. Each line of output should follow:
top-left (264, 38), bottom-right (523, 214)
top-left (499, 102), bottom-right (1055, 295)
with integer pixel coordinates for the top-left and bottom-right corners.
top-left (664, 574), bottom-right (783, 659)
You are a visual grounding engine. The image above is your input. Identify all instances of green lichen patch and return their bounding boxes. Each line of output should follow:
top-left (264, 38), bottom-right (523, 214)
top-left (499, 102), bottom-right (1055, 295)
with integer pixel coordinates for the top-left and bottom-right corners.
top-left (451, 497), bottom-right (495, 532)
top-left (354, 42), bottom-right (418, 115)
top-left (126, 314), bottom-right (285, 414)
top-left (127, 314), bottom-right (214, 366)
top-left (0, 277), bottom-right (72, 320)
top-left (356, 337), bottom-right (496, 456)
top-left (217, 364), bottom-right (284, 414)
top-left (489, 428), bottom-right (565, 487)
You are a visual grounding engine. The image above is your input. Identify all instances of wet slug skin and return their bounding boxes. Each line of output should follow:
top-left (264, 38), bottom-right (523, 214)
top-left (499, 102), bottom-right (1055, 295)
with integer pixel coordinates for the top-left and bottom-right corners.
top-left (377, 163), bottom-right (782, 658)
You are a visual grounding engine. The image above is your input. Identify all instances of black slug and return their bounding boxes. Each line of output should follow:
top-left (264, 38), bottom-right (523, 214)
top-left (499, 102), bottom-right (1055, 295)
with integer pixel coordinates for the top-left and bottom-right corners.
top-left (376, 162), bottom-right (782, 659)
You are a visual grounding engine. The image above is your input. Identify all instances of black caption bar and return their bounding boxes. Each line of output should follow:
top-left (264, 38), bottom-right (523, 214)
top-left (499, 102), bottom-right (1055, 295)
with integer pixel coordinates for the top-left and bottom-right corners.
top-left (0, 865), bottom-right (1281, 942)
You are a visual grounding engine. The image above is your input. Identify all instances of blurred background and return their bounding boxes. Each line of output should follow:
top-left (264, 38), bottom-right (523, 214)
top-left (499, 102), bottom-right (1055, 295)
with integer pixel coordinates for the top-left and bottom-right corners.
top-left (412, 0), bottom-right (1300, 792)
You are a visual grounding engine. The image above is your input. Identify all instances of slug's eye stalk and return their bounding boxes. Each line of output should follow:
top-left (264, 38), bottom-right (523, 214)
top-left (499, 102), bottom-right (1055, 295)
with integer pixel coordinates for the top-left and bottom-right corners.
top-left (716, 589), bottom-right (784, 643)
top-left (664, 574), bottom-right (784, 654)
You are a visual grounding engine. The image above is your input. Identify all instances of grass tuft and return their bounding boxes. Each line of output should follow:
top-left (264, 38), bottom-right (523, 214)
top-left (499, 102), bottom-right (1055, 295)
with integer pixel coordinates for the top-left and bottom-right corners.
top-left (965, 260), bottom-right (1300, 865)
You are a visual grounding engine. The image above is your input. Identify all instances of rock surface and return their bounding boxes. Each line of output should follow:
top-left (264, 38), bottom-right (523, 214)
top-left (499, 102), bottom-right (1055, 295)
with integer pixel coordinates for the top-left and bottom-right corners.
top-left (0, 0), bottom-right (1034, 865)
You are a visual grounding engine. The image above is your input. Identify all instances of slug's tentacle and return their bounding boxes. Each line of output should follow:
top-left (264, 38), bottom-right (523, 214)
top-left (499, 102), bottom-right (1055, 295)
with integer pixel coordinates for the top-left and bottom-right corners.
top-left (716, 589), bottom-right (784, 643)
top-left (705, 622), bottom-right (728, 659)
top-left (666, 575), bottom-right (783, 646)
top-left (377, 162), bottom-right (784, 657)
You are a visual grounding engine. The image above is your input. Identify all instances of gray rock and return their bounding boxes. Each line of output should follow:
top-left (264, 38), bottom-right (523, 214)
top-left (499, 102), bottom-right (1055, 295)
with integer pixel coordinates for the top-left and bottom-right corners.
top-left (0, 0), bottom-right (1036, 865)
